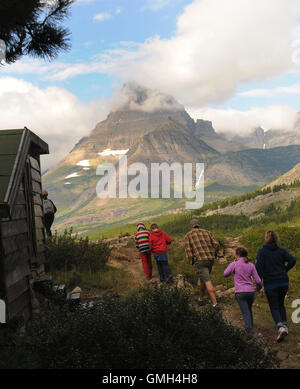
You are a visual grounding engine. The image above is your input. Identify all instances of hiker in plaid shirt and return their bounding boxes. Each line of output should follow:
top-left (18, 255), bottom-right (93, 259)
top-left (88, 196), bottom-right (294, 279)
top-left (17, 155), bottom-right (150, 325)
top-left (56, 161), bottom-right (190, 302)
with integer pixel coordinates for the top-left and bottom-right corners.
top-left (185, 219), bottom-right (219, 309)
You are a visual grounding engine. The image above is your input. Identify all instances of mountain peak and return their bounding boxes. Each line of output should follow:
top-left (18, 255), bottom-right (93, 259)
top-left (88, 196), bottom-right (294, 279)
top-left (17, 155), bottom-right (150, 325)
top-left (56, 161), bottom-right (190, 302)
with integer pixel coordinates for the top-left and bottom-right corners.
top-left (111, 82), bottom-right (184, 113)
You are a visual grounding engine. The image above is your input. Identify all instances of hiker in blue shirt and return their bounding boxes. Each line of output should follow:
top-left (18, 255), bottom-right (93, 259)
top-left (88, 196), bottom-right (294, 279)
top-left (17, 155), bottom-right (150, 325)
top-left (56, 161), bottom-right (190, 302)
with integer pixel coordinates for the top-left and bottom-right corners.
top-left (256, 230), bottom-right (296, 342)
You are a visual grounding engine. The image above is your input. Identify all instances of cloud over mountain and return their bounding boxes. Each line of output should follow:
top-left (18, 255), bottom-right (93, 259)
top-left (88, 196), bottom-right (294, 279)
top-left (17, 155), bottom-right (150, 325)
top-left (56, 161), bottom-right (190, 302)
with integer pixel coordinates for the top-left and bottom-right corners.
top-left (111, 82), bottom-right (183, 112)
top-left (188, 105), bottom-right (298, 135)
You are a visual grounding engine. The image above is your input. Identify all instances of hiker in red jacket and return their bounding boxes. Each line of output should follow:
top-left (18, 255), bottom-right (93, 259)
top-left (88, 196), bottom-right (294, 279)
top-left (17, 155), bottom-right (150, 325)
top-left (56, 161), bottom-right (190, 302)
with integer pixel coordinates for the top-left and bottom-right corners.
top-left (149, 224), bottom-right (173, 283)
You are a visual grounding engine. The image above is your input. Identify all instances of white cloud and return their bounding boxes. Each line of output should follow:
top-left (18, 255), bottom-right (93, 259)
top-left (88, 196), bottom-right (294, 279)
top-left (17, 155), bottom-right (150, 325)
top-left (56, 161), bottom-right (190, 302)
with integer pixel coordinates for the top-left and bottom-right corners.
top-left (239, 84), bottom-right (300, 98)
top-left (114, 0), bottom-right (300, 107)
top-left (6, 0), bottom-right (299, 108)
top-left (143, 0), bottom-right (173, 11)
top-left (93, 13), bottom-right (112, 22)
top-left (3, 0), bottom-right (300, 119)
top-left (116, 7), bottom-right (123, 15)
top-left (187, 105), bottom-right (298, 135)
top-left (0, 77), bottom-right (111, 170)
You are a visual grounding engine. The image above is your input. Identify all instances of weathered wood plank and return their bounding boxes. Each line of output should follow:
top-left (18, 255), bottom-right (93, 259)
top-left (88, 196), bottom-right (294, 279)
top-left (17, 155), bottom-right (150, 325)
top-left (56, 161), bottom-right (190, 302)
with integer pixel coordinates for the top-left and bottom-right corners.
top-left (3, 247), bottom-right (30, 273)
top-left (31, 169), bottom-right (41, 183)
top-left (0, 205), bottom-right (10, 219)
top-left (36, 241), bottom-right (46, 254)
top-left (5, 263), bottom-right (31, 289)
top-left (33, 193), bottom-right (42, 206)
top-left (35, 229), bottom-right (45, 241)
top-left (1, 219), bottom-right (28, 238)
top-left (35, 217), bottom-right (43, 229)
top-left (6, 278), bottom-right (30, 304)
top-left (33, 253), bottom-right (46, 265)
top-left (2, 233), bottom-right (29, 255)
top-left (15, 190), bottom-right (26, 205)
top-left (10, 204), bottom-right (27, 220)
top-left (34, 204), bottom-right (43, 217)
top-left (7, 290), bottom-right (31, 320)
top-left (32, 180), bottom-right (41, 194)
top-left (29, 157), bottom-right (40, 171)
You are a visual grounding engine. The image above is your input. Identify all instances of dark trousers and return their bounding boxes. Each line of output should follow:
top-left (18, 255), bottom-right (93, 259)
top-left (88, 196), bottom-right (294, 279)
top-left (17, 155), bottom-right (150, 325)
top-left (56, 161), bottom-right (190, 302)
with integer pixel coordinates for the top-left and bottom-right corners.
top-left (44, 213), bottom-right (55, 237)
top-left (156, 261), bottom-right (172, 282)
top-left (235, 292), bottom-right (255, 329)
top-left (265, 285), bottom-right (288, 326)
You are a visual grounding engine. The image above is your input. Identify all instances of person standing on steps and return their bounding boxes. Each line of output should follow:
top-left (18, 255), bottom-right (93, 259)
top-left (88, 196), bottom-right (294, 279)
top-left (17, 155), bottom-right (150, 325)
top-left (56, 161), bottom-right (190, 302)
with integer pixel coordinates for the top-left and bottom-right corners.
top-left (42, 190), bottom-right (57, 238)
top-left (256, 230), bottom-right (296, 343)
top-left (185, 219), bottom-right (219, 309)
top-left (134, 223), bottom-right (152, 280)
top-left (224, 247), bottom-right (262, 339)
top-left (149, 224), bottom-right (173, 283)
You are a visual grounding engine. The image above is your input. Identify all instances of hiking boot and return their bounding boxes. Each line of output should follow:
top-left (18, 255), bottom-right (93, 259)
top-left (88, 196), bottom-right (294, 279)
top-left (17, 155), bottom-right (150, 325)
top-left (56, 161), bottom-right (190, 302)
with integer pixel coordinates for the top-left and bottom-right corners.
top-left (146, 275), bottom-right (152, 280)
top-left (277, 326), bottom-right (288, 342)
top-left (193, 296), bottom-right (206, 306)
top-left (282, 322), bottom-right (289, 333)
top-left (212, 304), bottom-right (221, 311)
top-left (245, 328), bottom-right (254, 339)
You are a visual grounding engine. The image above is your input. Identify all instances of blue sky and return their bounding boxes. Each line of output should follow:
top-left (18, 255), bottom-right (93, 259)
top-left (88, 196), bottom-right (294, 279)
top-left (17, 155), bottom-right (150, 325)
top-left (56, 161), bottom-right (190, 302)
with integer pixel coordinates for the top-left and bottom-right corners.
top-left (4, 0), bottom-right (300, 109)
top-left (1, 0), bottom-right (300, 167)
top-left (7, 0), bottom-right (192, 102)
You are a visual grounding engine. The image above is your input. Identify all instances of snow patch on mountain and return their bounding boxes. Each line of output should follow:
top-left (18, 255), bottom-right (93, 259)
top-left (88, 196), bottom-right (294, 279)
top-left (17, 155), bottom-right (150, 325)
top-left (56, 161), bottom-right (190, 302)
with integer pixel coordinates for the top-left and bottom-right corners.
top-left (98, 148), bottom-right (129, 156)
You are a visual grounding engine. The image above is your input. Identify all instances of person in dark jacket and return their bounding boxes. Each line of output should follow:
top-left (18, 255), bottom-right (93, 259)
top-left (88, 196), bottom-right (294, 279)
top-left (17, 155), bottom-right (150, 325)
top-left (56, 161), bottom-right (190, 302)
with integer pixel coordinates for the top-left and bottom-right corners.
top-left (256, 230), bottom-right (296, 342)
top-left (42, 190), bottom-right (57, 237)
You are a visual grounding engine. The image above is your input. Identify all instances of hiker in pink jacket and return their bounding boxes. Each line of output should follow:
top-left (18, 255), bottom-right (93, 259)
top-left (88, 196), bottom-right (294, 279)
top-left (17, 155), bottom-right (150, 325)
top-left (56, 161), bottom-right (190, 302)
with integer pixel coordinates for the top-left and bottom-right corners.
top-left (224, 247), bottom-right (262, 338)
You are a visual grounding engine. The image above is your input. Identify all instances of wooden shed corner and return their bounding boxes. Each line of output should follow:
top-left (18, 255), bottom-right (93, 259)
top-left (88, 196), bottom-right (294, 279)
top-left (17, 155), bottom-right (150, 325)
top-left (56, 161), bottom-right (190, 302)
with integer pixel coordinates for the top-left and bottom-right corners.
top-left (0, 127), bottom-right (49, 322)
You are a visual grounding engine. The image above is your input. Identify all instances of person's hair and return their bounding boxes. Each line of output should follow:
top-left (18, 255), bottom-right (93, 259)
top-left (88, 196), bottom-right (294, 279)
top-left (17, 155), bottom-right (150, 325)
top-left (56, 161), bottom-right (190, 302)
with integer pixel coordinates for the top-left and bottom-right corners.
top-left (150, 224), bottom-right (159, 230)
top-left (236, 247), bottom-right (250, 263)
top-left (265, 230), bottom-right (279, 244)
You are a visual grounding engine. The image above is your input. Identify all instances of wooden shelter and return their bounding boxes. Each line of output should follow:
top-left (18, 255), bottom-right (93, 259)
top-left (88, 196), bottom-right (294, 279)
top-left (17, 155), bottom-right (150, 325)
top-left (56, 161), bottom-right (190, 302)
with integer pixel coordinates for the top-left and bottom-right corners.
top-left (0, 128), bottom-right (49, 321)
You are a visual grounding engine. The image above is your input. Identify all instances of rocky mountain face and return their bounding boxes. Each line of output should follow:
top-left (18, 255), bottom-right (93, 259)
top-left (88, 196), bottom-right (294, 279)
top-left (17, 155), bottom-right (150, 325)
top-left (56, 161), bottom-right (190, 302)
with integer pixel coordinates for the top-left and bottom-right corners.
top-left (43, 84), bottom-right (300, 235)
top-left (223, 124), bottom-right (300, 150)
top-left (205, 145), bottom-right (300, 185)
top-left (266, 161), bottom-right (300, 188)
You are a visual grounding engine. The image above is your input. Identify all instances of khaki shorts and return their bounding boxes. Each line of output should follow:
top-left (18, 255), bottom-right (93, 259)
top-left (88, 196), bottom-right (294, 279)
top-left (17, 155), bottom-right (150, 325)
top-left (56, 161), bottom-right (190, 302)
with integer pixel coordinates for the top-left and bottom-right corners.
top-left (193, 260), bottom-right (214, 283)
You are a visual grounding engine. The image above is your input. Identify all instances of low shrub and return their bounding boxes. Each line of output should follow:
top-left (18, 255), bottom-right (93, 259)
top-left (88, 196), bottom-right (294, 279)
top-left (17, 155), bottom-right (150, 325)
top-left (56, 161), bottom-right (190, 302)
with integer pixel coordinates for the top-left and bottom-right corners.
top-left (20, 286), bottom-right (278, 369)
top-left (45, 228), bottom-right (111, 273)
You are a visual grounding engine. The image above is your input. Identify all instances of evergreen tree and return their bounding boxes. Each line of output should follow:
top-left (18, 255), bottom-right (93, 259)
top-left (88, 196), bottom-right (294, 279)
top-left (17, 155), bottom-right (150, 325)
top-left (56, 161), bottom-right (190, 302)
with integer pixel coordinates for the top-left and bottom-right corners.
top-left (0, 0), bottom-right (74, 63)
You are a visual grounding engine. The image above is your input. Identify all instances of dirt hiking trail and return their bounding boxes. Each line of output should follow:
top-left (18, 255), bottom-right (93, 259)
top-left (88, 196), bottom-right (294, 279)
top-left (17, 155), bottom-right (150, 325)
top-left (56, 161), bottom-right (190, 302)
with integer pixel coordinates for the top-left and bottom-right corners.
top-left (106, 234), bottom-right (300, 369)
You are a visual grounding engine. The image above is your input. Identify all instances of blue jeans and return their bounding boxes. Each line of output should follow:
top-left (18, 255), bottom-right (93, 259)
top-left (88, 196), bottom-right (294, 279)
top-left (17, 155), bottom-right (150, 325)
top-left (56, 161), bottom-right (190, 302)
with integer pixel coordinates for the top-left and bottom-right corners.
top-left (154, 254), bottom-right (172, 282)
top-left (265, 285), bottom-right (288, 326)
top-left (235, 292), bottom-right (255, 329)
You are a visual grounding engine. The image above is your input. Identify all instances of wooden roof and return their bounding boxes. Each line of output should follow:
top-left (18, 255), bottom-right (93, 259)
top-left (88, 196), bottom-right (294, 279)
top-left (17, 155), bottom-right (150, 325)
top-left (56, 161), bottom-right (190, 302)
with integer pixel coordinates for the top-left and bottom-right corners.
top-left (0, 128), bottom-right (49, 217)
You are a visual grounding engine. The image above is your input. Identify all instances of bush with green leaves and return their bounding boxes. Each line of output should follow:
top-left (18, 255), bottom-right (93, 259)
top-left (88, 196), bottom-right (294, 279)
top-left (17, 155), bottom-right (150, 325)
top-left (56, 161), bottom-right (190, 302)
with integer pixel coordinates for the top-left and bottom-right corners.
top-left (20, 286), bottom-right (278, 369)
top-left (45, 228), bottom-right (111, 273)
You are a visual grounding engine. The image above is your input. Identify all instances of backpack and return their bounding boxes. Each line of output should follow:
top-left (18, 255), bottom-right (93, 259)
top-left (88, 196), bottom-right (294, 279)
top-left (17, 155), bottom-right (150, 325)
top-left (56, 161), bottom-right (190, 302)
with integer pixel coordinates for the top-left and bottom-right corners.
top-left (43, 199), bottom-right (56, 214)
